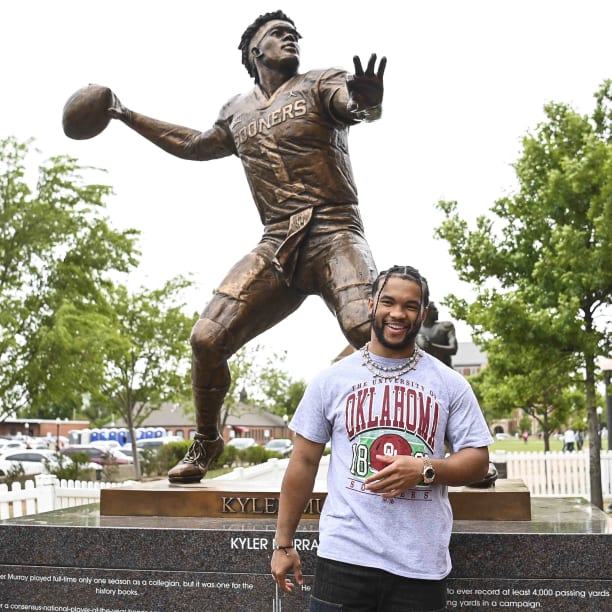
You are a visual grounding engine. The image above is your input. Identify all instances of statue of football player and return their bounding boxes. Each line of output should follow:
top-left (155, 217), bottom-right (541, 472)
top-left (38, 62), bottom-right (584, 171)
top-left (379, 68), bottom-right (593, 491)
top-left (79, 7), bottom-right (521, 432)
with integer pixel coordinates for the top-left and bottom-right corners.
top-left (416, 302), bottom-right (458, 368)
top-left (65, 11), bottom-right (386, 483)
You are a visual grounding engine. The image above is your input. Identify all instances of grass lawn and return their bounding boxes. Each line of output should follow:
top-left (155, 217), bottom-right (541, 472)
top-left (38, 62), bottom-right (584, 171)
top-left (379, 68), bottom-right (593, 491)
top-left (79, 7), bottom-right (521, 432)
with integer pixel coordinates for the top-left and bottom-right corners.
top-left (490, 436), bottom-right (577, 453)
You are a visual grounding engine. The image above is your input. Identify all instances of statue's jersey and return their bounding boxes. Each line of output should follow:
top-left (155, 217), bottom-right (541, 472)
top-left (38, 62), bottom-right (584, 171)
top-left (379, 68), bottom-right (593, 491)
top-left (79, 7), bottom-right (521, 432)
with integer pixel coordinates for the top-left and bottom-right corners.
top-left (215, 69), bottom-right (358, 225)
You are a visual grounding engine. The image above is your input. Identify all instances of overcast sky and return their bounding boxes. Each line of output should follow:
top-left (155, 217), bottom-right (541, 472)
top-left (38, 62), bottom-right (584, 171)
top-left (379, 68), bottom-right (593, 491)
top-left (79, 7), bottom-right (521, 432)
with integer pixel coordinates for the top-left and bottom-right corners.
top-left (2, 0), bottom-right (611, 381)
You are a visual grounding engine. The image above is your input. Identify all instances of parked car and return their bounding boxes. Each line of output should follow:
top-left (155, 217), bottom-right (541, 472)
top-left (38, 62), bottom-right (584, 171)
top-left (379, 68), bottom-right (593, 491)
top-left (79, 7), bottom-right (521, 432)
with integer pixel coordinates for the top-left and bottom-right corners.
top-left (62, 445), bottom-right (133, 465)
top-left (0, 439), bottom-right (27, 454)
top-left (117, 446), bottom-right (143, 459)
top-left (0, 449), bottom-right (71, 477)
top-left (89, 440), bottom-right (122, 450)
top-left (495, 433), bottom-right (512, 440)
top-left (135, 435), bottom-right (184, 450)
top-left (227, 437), bottom-right (257, 450)
top-left (264, 438), bottom-right (293, 457)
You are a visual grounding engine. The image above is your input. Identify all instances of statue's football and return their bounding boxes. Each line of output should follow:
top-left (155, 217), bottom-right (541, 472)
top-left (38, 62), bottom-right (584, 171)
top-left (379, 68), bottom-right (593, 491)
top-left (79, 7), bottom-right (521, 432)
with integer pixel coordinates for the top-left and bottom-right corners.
top-left (62, 84), bottom-right (112, 140)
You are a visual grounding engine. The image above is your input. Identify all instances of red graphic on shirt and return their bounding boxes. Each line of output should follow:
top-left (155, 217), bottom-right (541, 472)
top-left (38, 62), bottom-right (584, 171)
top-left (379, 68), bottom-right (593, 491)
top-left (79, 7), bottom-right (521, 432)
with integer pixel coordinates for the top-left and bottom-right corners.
top-left (369, 434), bottom-right (413, 471)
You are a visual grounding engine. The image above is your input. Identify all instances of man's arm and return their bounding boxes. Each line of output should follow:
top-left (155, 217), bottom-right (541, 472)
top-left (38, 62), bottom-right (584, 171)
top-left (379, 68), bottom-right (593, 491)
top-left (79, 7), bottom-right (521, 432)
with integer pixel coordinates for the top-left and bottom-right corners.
top-left (331, 54), bottom-right (386, 123)
top-left (271, 434), bottom-right (325, 594)
top-left (107, 93), bottom-right (234, 161)
top-left (364, 447), bottom-right (490, 499)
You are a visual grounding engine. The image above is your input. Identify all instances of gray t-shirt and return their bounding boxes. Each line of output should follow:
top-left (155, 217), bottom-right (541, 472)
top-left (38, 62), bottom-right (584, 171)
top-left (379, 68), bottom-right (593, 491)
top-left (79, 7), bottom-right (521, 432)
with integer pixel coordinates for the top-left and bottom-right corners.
top-left (290, 349), bottom-right (493, 580)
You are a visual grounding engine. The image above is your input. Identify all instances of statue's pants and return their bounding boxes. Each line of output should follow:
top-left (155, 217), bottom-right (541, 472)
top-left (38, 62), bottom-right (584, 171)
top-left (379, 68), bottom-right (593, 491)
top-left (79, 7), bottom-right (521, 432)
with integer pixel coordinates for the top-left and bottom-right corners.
top-left (189, 204), bottom-right (376, 433)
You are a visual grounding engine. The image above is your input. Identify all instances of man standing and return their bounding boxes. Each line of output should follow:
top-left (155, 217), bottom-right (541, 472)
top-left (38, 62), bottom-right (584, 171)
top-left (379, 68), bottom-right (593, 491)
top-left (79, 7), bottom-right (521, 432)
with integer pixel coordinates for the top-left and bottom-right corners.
top-left (271, 266), bottom-right (493, 611)
top-left (563, 428), bottom-right (576, 452)
top-left (101, 11), bottom-right (386, 482)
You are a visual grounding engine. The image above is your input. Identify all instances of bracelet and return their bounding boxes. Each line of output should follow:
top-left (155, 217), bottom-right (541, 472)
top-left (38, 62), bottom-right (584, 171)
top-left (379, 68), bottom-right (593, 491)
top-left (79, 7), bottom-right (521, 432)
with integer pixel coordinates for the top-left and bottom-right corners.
top-left (274, 545), bottom-right (294, 555)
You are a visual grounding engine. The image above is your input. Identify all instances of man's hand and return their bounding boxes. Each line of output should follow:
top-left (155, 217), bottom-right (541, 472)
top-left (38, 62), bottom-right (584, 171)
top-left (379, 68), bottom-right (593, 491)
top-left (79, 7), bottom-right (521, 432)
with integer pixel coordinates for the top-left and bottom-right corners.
top-left (347, 53), bottom-right (387, 121)
top-left (271, 548), bottom-right (303, 594)
top-left (364, 454), bottom-right (423, 498)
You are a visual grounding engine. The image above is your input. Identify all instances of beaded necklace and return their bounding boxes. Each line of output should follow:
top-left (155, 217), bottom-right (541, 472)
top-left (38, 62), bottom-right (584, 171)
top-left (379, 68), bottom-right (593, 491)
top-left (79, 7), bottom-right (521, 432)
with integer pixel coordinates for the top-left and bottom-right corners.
top-left (360, 342), bottom-right (421, 379)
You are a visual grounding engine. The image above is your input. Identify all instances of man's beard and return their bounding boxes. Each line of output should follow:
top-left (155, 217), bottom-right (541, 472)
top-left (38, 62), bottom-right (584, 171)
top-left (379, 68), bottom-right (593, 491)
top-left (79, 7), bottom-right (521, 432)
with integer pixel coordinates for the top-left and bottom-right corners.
top-left (371, 318), bottom-right (420, 352)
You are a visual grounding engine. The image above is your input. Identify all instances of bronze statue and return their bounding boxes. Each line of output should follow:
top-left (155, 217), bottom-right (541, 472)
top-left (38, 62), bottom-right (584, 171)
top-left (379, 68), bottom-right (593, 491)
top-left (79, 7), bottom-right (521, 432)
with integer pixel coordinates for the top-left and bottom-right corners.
top-left (416, 302), bottom-right (458, 367)
top-left (64, 10), bottom-right (386, 483)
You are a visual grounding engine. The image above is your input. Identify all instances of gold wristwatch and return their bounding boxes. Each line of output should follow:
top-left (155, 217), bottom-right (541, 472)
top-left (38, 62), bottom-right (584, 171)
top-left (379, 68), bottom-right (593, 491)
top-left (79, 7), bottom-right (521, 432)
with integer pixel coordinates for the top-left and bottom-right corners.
top-left (422, 455), bottom-right (436, 484)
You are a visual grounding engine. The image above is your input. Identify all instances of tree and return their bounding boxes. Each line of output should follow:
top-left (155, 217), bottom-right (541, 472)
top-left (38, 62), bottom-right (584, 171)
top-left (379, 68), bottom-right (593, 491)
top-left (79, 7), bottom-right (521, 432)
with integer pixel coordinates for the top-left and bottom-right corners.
top-left (464, 301), bottom-right (581, 452)
top-left (219, 344), bottom-right (306, 430)
top-left (259, 360), bottom-right (307, 417)
top-left (435, 81), bottom-right (612, 508)
top-left (94, 278), bottom-right (195, 477)
top-left (0, 137), bottom-right (139, 416)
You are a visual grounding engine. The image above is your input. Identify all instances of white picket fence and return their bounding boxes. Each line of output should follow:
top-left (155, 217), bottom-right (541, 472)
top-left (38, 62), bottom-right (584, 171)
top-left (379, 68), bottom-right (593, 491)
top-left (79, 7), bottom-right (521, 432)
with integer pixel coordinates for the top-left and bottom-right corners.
top-left (0, 474), bottom-right (134, 519)
top-left (1, 452), bottom-right (610, 519)
top-left (491, 450), bottom-right (612, 499)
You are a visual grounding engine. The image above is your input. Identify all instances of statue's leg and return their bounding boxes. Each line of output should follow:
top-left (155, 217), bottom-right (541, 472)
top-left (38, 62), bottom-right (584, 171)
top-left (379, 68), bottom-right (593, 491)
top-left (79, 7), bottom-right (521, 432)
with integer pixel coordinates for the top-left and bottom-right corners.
top-left (309, 230), bottom-right (377, 349)
top-left (168, 245), bottom-right (305, 483)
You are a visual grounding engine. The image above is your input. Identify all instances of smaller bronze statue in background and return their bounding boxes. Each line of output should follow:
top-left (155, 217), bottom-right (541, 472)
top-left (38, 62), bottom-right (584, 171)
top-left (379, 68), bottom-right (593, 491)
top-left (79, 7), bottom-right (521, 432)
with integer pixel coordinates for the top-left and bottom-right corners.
top-left (416, 302), bottom-right (457, 367)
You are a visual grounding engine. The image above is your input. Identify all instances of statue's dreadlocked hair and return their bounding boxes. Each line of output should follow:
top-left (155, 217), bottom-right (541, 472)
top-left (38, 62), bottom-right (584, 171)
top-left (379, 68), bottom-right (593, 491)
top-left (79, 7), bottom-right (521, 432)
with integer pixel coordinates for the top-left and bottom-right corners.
top-left (371, 266), bottom-right (430, 319)
top-left (238, 10), bottom-right (299, 82)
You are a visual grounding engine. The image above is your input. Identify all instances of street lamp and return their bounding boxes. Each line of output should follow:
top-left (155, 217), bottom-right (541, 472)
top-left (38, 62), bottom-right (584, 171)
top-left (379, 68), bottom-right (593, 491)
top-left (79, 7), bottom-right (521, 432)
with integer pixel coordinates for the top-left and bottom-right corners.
top-left (55, 417), bottom-right (61, 451)
top-left (283, 414), bottom-right (289, 438)
top-left (596, 406), bottom-right (603, 442)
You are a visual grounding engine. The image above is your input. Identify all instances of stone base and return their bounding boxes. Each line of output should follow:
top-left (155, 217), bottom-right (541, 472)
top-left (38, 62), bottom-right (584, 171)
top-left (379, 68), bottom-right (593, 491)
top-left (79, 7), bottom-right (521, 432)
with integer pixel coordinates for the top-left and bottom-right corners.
top-left (100, 478), bottom-right (531, 521)
top-left (1, 498), bottom-right (610, 611)
top-left (449, 478), bottom-right (531, 520)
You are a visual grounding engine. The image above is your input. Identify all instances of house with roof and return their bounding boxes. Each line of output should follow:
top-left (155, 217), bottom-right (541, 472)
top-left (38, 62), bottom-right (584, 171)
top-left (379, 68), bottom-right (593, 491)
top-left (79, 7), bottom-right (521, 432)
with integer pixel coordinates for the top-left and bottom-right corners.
top-left (452, 342), bottom-right (487, 377)
top-left (109, 401), bottom-right (290, 444)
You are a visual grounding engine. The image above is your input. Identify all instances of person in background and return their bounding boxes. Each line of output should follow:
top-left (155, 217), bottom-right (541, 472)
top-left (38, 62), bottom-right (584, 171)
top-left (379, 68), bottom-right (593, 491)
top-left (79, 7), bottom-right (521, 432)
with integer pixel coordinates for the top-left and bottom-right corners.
top-left (563, 428), bottom-right (576, 452)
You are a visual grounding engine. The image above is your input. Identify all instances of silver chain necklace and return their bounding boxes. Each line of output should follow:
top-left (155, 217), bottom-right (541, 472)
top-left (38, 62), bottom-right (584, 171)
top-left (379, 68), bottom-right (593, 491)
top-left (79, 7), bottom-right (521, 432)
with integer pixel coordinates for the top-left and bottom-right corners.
top-left (360, 342), bottom-right (421, 379)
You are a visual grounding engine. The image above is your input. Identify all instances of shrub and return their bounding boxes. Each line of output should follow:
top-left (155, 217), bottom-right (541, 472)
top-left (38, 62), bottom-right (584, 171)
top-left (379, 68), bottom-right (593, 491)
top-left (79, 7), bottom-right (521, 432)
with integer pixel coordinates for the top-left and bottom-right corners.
top-left (241, 445), bottom-right (267, 465)
top-left (157, 441), bottom-right (191, 473)
top-left (46, 453), bottom-right (97, 481)
top-left (0, 463), bottom-right (27, 487)
top-left (216, 444), bottom-right (238, 468)
top-left (139, 448), bottom-right (163, 477)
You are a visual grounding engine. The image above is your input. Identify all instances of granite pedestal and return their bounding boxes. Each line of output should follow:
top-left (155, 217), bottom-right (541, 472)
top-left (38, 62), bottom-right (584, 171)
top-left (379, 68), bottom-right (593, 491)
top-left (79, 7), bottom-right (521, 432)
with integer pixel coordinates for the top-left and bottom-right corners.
top-left (99, 477), bottom-right (532, 521)
top-left (1, 497), bottom-right (610, 611)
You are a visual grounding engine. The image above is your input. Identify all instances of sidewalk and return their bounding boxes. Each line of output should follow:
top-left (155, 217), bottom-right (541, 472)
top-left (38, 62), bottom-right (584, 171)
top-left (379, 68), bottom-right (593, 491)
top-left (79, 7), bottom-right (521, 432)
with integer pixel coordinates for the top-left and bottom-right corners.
top-left (213, 455), bottom-right (329, 489)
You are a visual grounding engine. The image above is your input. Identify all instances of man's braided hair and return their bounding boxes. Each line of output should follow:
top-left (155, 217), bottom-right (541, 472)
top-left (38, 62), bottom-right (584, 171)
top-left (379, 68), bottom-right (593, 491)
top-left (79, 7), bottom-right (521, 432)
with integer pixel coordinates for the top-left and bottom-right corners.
top-left (371, 266), bottom-right (430, 318)
top-left (238, 10), bottom-right (299, 81)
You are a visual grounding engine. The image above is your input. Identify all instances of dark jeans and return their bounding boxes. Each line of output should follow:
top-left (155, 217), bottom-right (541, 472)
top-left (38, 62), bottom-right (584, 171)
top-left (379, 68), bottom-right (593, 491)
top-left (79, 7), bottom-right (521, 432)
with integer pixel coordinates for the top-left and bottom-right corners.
top-left (310, 556), bottom-right (447, 612)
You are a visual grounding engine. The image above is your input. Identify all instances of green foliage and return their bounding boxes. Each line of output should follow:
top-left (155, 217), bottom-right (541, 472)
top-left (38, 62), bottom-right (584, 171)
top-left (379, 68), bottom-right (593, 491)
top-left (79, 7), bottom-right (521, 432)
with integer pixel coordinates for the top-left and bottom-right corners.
top-left (221, 344), bottom-right (306, 428)
top-left (0, 138), bottom-right (195, 455)
top-left (0, 463), bottom-right (26, 487)
top-left (155, 441), bottom-right (191, 475)
top-left (217, 444), bottom-right (239, 468)
top-left (518, 415), bottom-right (532, 433)
top-left (92, 278), bottom-right (195, 434)
top-left (435, 80), bottom-right (612, 507)
top-left (241, 444), bottom-right (268, 465)
top-left (100, 457), bottom-right (120, 483)
top-left (44, 452), bottom-right (97, 481)
top-left (138, 448), bottom-right (161, 478)
top-left (0, 137), bottom-right (139, 417)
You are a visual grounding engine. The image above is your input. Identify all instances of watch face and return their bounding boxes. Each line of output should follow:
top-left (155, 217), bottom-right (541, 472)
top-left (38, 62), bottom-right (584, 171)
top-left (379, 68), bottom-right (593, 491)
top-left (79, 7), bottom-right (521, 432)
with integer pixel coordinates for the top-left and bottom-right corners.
top-left (424, 468), bottom-right (435, 479)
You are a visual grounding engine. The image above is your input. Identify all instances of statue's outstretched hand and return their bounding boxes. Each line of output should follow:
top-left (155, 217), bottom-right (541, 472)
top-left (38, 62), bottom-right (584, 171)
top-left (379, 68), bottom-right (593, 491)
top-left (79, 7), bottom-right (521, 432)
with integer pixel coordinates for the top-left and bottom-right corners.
top-left (347, 54), bottom-right (387, 121)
